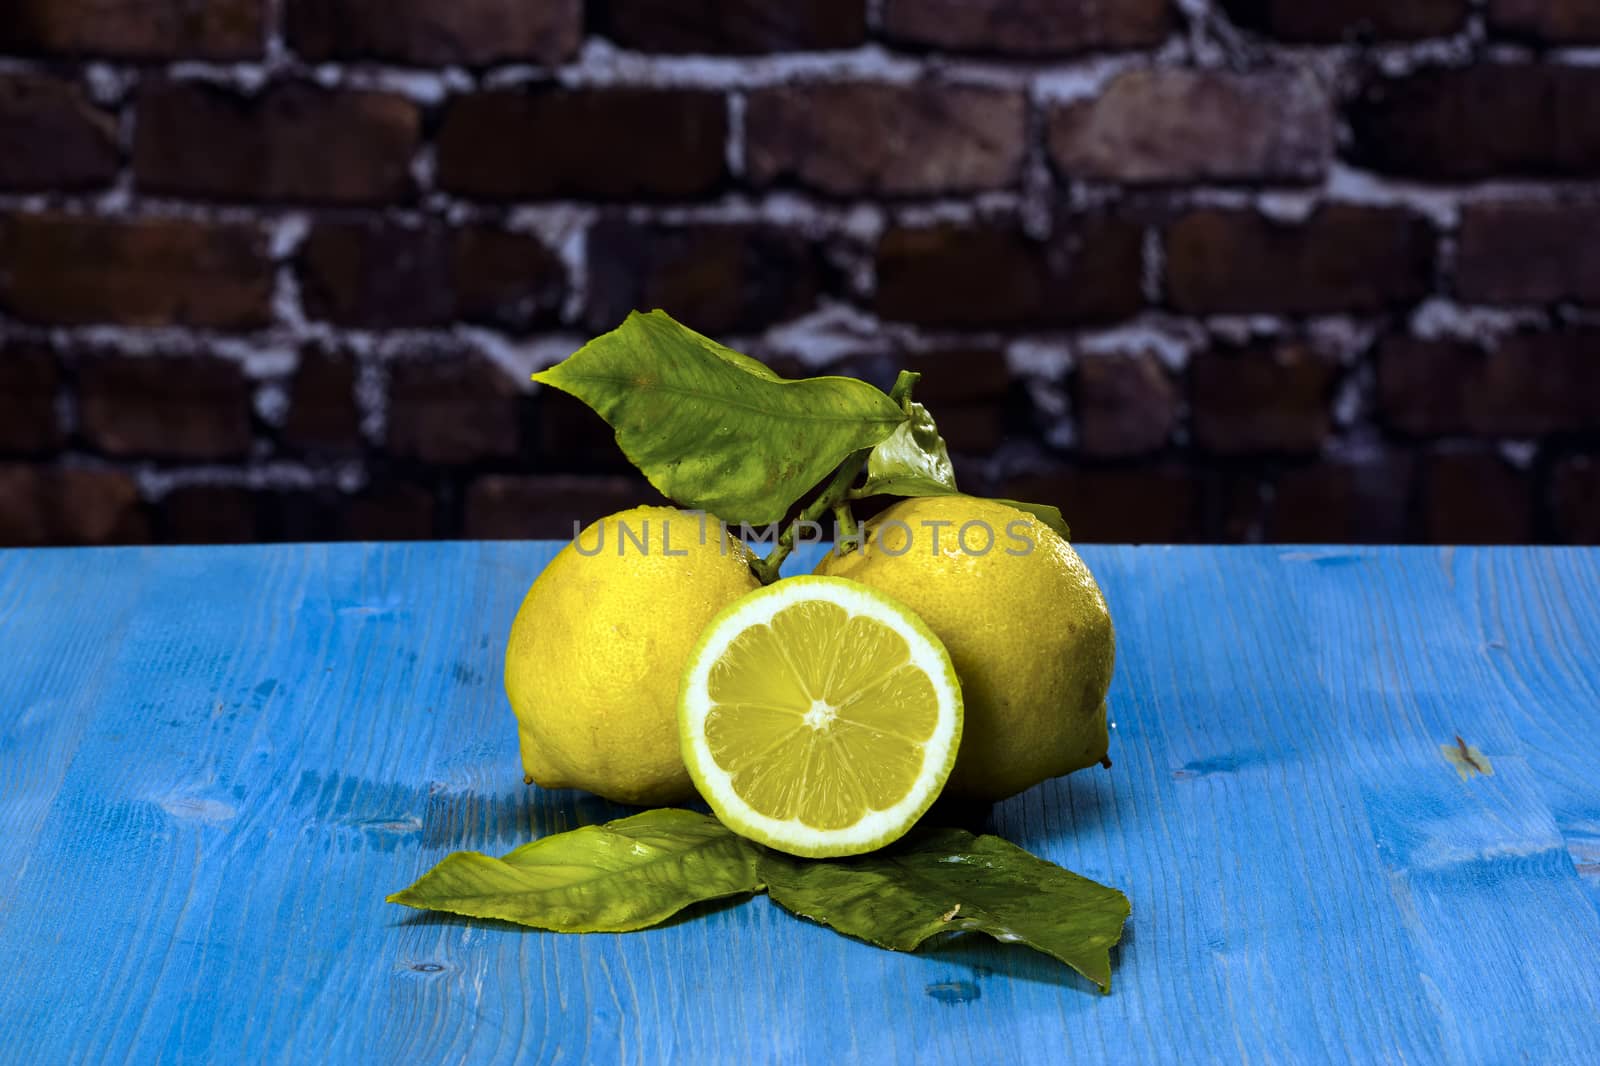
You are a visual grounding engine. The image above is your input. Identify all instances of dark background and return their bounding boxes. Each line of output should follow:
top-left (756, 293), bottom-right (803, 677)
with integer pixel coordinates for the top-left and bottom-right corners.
top-left (1, 0), bottom-right (1597, 546)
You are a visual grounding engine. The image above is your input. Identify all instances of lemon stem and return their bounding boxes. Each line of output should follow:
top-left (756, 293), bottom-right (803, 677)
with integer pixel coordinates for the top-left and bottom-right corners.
top-left (887, 369), bottom-right (920, 408)
top-left (752, 449), bottom-right (868, 584)
top-left (832, 502), bottom-right (859, 547)
top-left (751, 372), bottom-right (920, 585)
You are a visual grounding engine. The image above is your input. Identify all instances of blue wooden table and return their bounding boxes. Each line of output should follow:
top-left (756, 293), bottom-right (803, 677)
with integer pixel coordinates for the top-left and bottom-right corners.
top-left (3, 544), bottom-right (1599, 1063)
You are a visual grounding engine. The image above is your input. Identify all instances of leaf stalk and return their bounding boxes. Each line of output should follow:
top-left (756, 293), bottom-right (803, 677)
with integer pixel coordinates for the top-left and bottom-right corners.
top-left (752, 449), bottom-right (869, 584)
top-left (750, 372), bottom-right (920, 584)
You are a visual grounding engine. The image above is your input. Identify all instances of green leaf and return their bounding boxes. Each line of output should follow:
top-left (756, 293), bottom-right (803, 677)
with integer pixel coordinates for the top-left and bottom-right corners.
top-left (992, 499), bottom-right (1071, 541)
top-left (533, 311), bottom-right (905, 526)
top-left (387, 809), bottom-right (764, 933)
top-left (856, 401), bottom-right (960, 498)
top-left (841, 389), bottom-right (1071, 541)
top-left (759, 828), bottom-right (1129, 992)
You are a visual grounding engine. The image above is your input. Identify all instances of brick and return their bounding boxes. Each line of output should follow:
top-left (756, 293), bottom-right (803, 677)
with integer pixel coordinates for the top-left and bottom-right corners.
top-left (1456, 203), bottom-right (1600, 306)
top-left (0, 74), bottom-right (119, 191)
top-left (1378, 334), bottom-right (1600, 436)
top-left (1489, 0), bottom-right (1600, 43)
top-left (998, 467), bottom-right (1200, 543)
top-left (0, 213), bottom-right (273, 328)
top-left (1073, 353), bottom-right (1177, 458)
top-left (876, 219), bottom-right (1143, 327)
top-left (259, 492), bottom-right (341, 542)
top-left (1191, 342), bottom-right (1339, 455)
top-left (746, 82), bottom-right (1024, 196)
top-left (586, 222), bottom-right (821, 334)
top-left (1551, 455), bottom-right (1600, 543)
top-left (341, 482), bottom-right (435, 540)
top-left (161, 486), bottom-right (258, 544)
top-left (1219, 0), bottom-right (1467, 41)
top-left (0, 345), bottom-right (61, 454)
top-left (0, 0), bottom-right (263, 59)
top-left (465, 475), bottom-right (666, 539)
top-left (438, 90), bottom-right (727, 201)
top-left (287, 0), bottom-right (580, 65)
top-left (387, 357), bottom-right (520, 464)
top-left (297, 222), bottom-right (565, 330)
top-left (1349, 66), bottom-right (1600, 179)
top-left (1047, 69), bottom-right (1332, 185)
top-left (1, 465), bottom-right (51, 544)
top-left (535, 389), bottom-right (635, 473)
top-left (598, 0), bottom-right (866, 53)
top-left (80, 355), bottom-right (253, 460)
top-left (134, 80), bottom-right (418, 205)
top-left (450, 226), bottom-right (566, 332)
top-left (0, 465), bottom-right (148, 546)
top-left (1269, 453), bottom-right (1417, 543)
top-left (1166, 207), bottom-right (1433, 314)
top-left (198, 487), bottom-right (426, 543)
top-left (283, 348), bottom-right (362, 454)
top-left (1210, 473), bottom-right (1267, 542)
top-left (297, 222), bottom-right (453, 328)
top-left (894, 349), bottom-right (1011, 454)
top-left (821, 348), bottom-right (1012, 454)
top-left (1423, 452), bottom-right (1532, 544)
top-left (881, 0), bottom-right (1172, 55)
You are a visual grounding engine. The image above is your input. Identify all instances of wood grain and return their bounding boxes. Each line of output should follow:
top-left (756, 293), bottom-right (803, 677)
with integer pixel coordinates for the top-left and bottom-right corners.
top-left (1, 544), bottom-right (1598, 1063)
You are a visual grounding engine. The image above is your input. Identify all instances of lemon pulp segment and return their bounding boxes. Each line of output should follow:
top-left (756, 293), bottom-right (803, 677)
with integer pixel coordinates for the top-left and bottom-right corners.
top-left (679, 576), bottom-right (962, 858)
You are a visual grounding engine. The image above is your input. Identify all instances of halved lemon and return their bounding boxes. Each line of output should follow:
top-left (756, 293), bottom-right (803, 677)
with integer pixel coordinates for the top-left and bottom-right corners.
top-left (678, 575), bottom-right (963, 858)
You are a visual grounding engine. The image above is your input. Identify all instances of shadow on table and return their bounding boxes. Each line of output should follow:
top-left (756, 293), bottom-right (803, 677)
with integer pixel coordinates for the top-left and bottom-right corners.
top-left (987, 769), bottom-right (1119, 852)
top-left (386, 893), bottom-right (752, 935)
top-left (420, 783), bottom-right (685, 850)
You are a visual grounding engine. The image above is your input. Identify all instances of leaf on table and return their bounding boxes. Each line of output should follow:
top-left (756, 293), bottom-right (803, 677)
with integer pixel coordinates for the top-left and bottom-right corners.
top-left (532, 310), bottom-right (905, 526)
top-left (387, 809), bottom-right (765, 933)
top-left (856, 401), bottom-right (960, 498)
top-left (759, 828), bottom-right (1130, 992)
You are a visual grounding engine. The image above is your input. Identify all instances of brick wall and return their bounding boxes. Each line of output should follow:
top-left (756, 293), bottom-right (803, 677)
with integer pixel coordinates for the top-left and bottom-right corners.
top-left (2, 0), bottom-right (1598, 546)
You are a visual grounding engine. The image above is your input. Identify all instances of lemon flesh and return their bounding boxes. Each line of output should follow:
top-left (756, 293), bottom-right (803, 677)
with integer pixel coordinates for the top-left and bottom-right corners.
top-left (679, 576), bottom-right (963, 858)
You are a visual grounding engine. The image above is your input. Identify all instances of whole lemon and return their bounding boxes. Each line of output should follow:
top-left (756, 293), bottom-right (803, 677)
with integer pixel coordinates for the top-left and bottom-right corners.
top-left (505, 506), bottom-right (760, 805)
top-left (815, 496), bottom-right (1114, 802)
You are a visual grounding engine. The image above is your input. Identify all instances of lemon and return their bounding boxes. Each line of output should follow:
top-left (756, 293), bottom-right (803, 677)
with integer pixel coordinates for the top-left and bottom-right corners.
top-left (505, 506), bottom-right (761, 806)
top-left (815, 496), bottom-right (1114, 803)
top-left (679, 576), bottom-right (963, 858)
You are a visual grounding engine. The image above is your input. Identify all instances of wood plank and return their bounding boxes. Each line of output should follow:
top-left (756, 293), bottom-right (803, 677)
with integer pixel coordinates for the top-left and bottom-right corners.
top-left (1047, 546), bottom-right (1447, 1062)
top-left (1, 544), bottom-right (1598, 1062)
top-left (1282, 547), bottom-right (1600, 1062)
top-left (0, 549), bottom-right (151, 930)
top-left (1460, 549), bottom-right (1600, 912)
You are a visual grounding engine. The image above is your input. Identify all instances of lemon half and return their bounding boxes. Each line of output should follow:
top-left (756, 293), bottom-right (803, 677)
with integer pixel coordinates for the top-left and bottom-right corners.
top-left (679, 576), bottom-right (963, 858)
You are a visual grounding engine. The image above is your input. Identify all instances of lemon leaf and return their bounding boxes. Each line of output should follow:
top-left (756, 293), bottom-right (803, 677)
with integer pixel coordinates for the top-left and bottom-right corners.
top-left (845, 396), bottom-right (1070, 540)
top-left (856, 400), bottom-right (960, 498)
top-left (386, 809), bottom-right (764, 932)
top-left (991, 499), bottom-right (1071, 541)
top-left (533, 310), bottom-right (905, 526)
top-left (759, 828), bottom-right (1129, 992)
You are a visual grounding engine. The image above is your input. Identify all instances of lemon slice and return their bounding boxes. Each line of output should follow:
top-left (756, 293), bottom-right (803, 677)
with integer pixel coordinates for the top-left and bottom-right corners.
top-left (678, 575), bottom-right (963, 858)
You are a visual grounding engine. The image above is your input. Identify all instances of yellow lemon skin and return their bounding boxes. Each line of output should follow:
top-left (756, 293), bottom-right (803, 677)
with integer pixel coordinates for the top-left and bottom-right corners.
top-left (505, 506), bottom-right (761, 806)
top-left (815, 496), bottom-right (1114, 803)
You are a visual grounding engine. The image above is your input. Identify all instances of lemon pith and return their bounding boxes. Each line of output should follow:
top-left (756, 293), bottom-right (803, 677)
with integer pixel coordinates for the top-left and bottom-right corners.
top-left (679, 576), bottom-right (963, 858)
